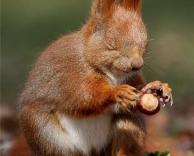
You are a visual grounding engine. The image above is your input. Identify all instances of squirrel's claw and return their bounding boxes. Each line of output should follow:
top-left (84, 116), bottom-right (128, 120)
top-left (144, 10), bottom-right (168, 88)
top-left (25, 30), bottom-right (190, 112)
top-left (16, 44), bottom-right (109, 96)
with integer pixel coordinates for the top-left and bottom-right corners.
top-left (170, 93), bottom-right (174, 106)
top-left (141, 81), bottom-right (173, 108)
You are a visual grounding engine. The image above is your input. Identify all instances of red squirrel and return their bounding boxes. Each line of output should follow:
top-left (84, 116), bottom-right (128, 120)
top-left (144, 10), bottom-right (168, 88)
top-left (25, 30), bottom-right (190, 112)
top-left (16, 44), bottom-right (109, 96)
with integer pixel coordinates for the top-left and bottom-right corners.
top-left (19, 0), bottom-right (172, 156)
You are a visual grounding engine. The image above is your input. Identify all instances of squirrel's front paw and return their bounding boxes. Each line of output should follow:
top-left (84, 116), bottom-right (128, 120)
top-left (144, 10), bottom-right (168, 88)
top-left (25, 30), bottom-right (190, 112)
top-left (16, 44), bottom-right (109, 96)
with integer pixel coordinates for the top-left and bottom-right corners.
top-left (136, 81), bottom-right (173, 115)
top-left (141, 81), bottom-right (173, 107)
top-left (113, 85), bottom-right (138, 111)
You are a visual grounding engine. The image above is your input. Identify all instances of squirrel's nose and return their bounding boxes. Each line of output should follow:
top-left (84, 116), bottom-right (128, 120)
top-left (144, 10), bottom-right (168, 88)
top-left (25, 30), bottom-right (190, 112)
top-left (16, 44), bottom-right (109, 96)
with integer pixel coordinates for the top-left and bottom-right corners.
top-left (131, 57), bottom-right (144, 71)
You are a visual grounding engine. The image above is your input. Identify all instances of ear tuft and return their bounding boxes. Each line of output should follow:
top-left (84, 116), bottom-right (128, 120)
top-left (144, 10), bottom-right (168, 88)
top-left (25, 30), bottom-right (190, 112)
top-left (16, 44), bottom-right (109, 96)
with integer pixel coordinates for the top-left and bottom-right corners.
top-left (122, 0), bottom-right (141, 12)
top-left (91, 0), bottom-right (141, 19)
top-left (91, 0), bottom-right (115, 19)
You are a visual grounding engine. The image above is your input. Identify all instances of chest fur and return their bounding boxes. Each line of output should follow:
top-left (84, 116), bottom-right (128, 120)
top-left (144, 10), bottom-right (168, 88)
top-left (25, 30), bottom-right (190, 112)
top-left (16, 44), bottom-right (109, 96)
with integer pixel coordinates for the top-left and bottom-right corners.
top-left (58, 113), bottom-right (112, 155)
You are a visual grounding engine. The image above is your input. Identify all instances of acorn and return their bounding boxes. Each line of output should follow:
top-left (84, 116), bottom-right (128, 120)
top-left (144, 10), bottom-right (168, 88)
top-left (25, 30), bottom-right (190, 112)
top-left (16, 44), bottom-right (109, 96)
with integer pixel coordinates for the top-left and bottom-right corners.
top-left (136, 93), bottom-right (160, 115)
top-left (136, 82), bottom-right (173, 115)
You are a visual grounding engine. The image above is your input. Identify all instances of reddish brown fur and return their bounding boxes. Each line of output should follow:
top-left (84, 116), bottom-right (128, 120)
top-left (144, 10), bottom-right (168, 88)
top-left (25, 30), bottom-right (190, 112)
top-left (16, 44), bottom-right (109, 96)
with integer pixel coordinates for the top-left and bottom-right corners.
top-left (122, 0), bottom-right (141, 12)
top-left (7, 135), bottom-right (32, 156)
top-left (111, 113), bottom-right (146, 156)
top-left (18, 0), bottom-right (149, 156)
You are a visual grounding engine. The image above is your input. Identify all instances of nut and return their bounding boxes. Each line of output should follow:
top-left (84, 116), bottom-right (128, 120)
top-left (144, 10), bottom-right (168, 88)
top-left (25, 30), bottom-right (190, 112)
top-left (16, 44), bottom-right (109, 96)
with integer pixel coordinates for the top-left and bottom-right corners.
top-left (135, 81), bottom-right (173, 115)
top-left (137, 94), bottom-right (160, 115)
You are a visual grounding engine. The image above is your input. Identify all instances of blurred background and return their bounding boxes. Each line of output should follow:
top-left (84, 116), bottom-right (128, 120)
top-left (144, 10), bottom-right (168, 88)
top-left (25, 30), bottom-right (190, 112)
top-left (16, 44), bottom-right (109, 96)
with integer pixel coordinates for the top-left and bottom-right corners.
top-left (1, 0), bottom-right (194, 155)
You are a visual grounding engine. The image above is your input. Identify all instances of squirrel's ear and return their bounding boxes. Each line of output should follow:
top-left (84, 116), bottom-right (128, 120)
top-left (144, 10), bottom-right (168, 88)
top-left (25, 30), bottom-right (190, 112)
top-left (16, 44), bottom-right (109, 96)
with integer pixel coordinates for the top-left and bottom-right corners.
top-left (121, 0), bottom-right (141, 13)
top-left (91, 0), bottom-right (141, 19)
top-left (91, 0), bottom-right (115, 20)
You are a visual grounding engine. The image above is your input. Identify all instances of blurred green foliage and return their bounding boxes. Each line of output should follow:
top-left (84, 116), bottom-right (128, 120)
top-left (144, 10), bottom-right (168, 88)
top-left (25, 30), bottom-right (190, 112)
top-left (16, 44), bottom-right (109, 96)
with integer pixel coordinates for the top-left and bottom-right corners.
top-left (149, 150), bottom-right (170, 156)
top-left (1, 0), bottom-right (194, 107)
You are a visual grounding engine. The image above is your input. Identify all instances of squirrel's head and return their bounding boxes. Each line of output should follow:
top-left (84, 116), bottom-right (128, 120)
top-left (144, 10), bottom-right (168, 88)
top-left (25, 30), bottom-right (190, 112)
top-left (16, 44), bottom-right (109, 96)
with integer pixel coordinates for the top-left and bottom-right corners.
top-left (84, 0), bottom-right (148, 79)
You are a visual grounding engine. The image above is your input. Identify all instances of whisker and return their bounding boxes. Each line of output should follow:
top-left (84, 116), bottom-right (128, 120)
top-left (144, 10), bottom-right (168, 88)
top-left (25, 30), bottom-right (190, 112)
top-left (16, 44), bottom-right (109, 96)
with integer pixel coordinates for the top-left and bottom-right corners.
top-left (153, 63), bottom-right (166, 75)
top-left (143, 63), bottom-right (163, 77)
top-left (144, 55), bottom-right (151, 59)
top-left (149, 38), bottom-right (155, 42)
top-left (144, 57), bottom-right (151, 62)
top-left (144, 51), bottom-right (152, 58)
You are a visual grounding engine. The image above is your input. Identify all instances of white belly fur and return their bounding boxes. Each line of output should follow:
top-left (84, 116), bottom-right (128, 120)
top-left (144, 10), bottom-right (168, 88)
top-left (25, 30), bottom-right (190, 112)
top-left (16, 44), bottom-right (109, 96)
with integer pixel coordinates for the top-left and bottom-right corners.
top-left (57, 113), bottom-right (112, 155)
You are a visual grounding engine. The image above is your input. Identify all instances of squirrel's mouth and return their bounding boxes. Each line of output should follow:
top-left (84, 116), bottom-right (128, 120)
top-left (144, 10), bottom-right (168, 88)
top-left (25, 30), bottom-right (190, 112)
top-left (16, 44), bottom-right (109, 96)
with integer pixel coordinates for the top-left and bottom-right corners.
top-left (102, 67), bottom-right (141, 85)
top-left (115, 67), bottom-right (141, 74)
top-left (112, 60), bottom-right (143, 74)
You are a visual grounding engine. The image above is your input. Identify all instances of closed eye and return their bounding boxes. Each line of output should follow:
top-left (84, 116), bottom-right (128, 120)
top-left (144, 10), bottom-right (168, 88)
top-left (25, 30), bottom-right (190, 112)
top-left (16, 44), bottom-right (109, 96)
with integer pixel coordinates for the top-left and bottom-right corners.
top-left (104, 41), bottom-right (117, 51)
